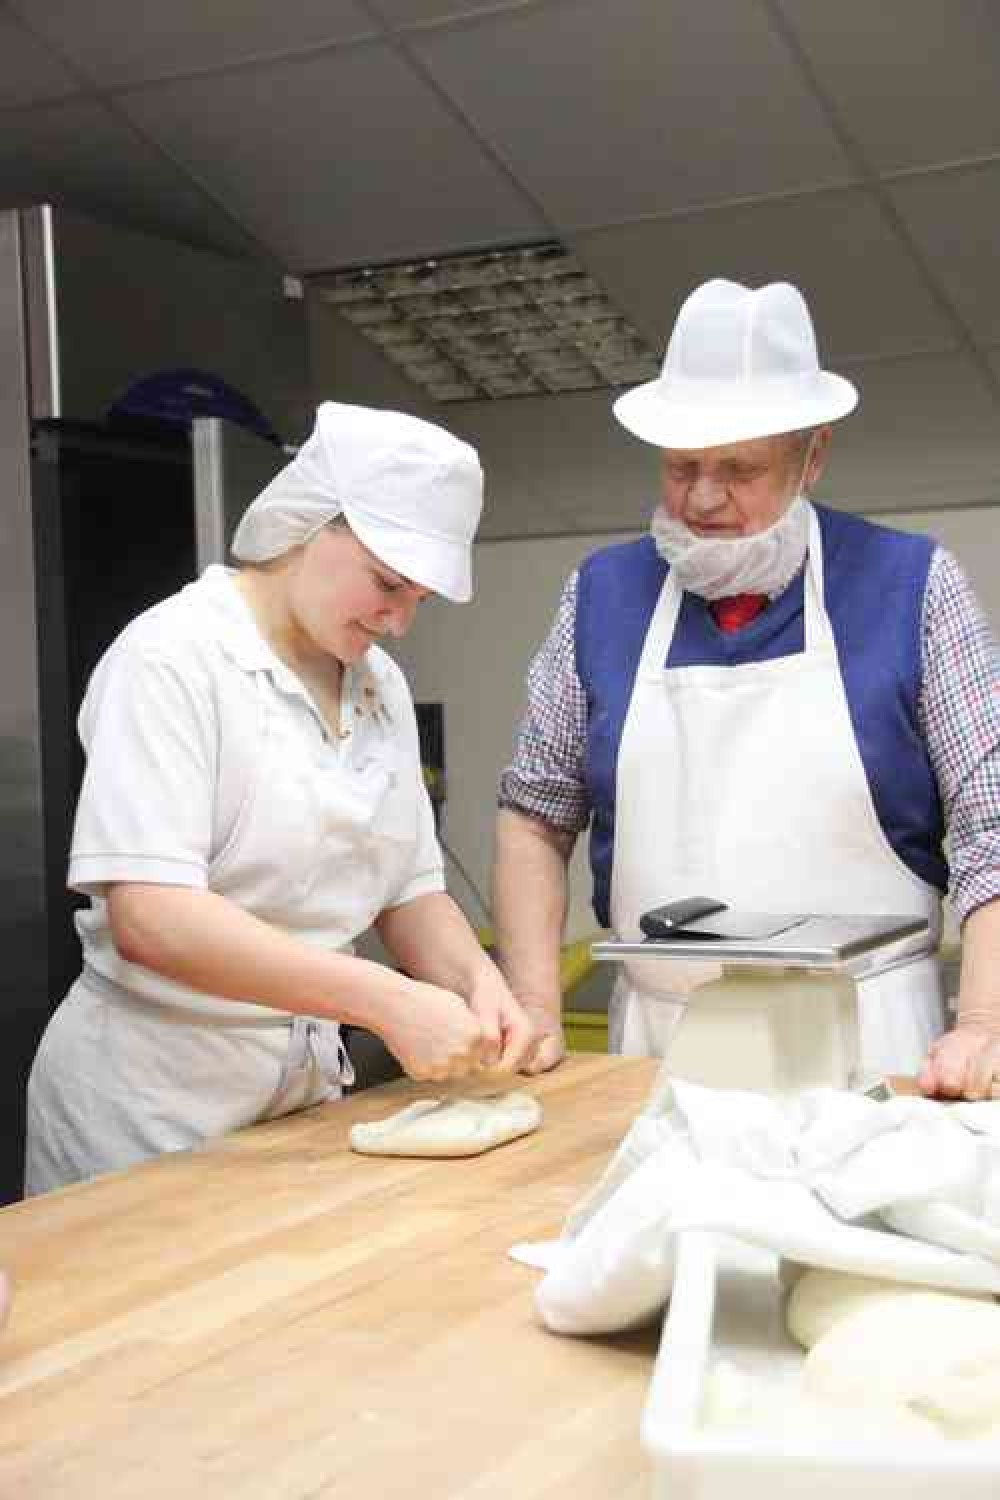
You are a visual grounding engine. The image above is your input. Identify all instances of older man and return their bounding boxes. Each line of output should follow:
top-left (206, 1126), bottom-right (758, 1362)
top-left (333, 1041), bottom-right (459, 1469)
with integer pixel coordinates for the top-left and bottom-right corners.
top-left (494, 279), bottom-right (1000, 1101)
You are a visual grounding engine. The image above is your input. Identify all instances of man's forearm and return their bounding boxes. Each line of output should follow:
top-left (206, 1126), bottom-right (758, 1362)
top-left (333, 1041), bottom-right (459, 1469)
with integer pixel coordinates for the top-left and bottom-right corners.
top-left (491, 807), bottom-right (574, 1020)
top-left (956, 896), bottom-right (1000, 1030)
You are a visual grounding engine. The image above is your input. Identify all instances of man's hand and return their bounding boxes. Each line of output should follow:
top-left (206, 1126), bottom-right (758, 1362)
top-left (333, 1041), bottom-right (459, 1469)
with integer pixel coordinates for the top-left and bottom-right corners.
top-left (918, 1024), bottom-right (1000, 1101)
top-left (517, 1003), bottom-right (567, 1075)
top-left (465, 964), bottom-right (539, 1073)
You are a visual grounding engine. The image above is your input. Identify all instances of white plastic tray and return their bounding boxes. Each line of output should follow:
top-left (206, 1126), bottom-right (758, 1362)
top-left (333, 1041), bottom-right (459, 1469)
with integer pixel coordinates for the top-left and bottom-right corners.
top-left (643, 1231), bottom-right (1000, 1499)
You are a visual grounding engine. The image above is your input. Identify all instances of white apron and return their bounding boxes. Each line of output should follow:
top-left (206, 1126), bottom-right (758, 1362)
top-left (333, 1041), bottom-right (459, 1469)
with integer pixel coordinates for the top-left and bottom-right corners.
top-left (24, 654), bottom-right (426, 1196)
top-left (608, 508), bottom-right (945, 1082)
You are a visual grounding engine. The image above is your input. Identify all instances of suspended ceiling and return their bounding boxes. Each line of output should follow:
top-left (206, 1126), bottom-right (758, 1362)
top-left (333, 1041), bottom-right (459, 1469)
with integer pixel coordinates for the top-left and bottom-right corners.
top-left (1, 0), bottom-right (998, 533)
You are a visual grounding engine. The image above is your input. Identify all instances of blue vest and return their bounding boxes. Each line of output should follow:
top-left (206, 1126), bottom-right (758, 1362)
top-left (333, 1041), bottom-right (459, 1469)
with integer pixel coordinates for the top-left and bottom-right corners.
top-left (575, 504), bottom-right (946, 928)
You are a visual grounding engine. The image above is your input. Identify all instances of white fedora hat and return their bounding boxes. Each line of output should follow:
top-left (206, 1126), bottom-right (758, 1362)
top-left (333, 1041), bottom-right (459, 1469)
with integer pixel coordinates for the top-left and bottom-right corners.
top-left (232, 402), bottom-right (483, 602)
top-left (613, 279), bottom-right (858, 450)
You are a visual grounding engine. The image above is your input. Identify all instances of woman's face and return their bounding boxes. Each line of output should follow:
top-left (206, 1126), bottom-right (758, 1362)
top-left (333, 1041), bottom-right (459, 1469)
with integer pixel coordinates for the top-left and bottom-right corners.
top-left (288, 524), bottom-right (431, 665)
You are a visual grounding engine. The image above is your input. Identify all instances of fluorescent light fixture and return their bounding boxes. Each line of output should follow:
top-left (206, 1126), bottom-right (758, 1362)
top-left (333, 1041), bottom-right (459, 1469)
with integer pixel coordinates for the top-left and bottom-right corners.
top-left (316, 242), bottom-right (659, 402)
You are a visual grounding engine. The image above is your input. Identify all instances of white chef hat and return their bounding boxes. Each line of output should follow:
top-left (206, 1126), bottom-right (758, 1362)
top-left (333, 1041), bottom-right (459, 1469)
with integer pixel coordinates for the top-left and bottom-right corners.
top-left (231, 401), bottom-right (484, 602)
top-left (613, 279), bottom-right (858, 449)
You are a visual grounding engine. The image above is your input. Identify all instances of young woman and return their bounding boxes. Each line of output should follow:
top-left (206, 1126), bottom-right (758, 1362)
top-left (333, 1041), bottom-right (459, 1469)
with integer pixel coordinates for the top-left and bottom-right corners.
top-left (26, 401), bottom-right (535, 1193)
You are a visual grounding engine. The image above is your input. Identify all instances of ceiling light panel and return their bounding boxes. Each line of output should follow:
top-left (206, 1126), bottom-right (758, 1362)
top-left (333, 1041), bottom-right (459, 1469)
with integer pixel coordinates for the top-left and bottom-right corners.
top-left (318, 241), bottom-right (660, 401)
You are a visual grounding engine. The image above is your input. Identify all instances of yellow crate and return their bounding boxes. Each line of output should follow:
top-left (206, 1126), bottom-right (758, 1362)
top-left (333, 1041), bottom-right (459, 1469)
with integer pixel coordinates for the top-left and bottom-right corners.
top-left (563, 1009), bottom-right (609, 1054)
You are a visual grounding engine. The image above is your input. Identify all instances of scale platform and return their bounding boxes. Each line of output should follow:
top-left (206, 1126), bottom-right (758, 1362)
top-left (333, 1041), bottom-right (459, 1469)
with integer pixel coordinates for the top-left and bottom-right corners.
top-left (591, 913), bottom-right (930, 972)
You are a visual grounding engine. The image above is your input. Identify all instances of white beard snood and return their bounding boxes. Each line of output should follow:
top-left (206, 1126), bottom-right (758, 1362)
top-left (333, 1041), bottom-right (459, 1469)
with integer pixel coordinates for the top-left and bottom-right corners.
top-left (651, 495), bottom-right (812, 601)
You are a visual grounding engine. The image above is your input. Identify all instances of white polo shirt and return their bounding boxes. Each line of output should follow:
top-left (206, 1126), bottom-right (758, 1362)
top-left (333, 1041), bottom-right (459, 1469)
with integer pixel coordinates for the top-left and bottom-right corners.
top-left (70, 566), bottom-right (445, 1019)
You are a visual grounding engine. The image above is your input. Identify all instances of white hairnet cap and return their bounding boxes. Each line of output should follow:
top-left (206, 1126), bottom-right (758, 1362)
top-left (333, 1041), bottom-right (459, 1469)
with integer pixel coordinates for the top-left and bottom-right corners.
top-left (231, 401), bottom-right (484, 602)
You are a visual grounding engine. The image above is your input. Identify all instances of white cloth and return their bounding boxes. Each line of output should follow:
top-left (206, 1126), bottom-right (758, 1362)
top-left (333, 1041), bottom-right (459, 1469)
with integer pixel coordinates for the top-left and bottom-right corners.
top-left (231, 402), bottom-right (483, 602)
top-left (609, 505), bottom-right (945, 1079)
top-left (519, 1078), bottom-right (1000, 1337)
top-left (26, 567), bottom-right (443, 1192)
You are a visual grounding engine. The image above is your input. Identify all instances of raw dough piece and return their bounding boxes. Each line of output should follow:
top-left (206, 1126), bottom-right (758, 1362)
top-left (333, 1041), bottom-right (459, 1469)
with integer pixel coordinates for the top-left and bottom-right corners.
top-left (701, 1360), bottom-right (941, 1445)
top-left (911, 1367), bottom-right (1000, 1437)
top-left (786, 1267), bottom-right (992, 1350)
top-left (349, 1091), bottom-right (541, 1158)
top-left (803, 1292), bottom-right (1000, 1435)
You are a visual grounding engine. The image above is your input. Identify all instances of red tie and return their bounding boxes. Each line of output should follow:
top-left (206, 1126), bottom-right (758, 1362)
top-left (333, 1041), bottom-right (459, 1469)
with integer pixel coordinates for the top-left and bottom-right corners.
top-left (710, 593), bottom-right (768, 633)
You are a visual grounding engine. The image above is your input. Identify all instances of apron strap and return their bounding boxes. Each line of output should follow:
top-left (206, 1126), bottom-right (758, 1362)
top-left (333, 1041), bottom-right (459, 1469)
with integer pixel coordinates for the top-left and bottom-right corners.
top-left (273, 1015), bottom-right (356, 1100)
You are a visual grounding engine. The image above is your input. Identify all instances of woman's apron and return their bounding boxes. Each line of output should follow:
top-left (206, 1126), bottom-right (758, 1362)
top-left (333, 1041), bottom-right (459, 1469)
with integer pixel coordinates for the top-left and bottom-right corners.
top-left (608, 509), bottom-right (945, 1082)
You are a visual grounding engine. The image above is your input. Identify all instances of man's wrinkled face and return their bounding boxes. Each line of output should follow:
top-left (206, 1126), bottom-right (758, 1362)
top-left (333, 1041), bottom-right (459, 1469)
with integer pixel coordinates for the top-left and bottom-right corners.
top-left (660, 428), bottom-right (830, 537)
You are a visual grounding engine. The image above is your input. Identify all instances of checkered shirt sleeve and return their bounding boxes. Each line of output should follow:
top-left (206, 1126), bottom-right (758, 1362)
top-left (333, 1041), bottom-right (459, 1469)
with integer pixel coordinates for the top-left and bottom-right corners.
top-left (497, 571), bottom-right (591, 834)
top-left (921, 547), bottom-right (1000, 922)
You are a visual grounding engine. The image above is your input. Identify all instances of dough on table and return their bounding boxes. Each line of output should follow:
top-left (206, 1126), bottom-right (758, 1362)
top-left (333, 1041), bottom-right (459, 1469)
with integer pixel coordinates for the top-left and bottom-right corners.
top-left (786, 1267), bottom-right (993, 1350)
top-left (349, 1091), bottom-right (542, 1158)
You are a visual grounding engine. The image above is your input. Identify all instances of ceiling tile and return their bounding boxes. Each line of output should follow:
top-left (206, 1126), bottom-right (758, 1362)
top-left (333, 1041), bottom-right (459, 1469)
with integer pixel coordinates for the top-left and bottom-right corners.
top-left (9, 0), bottom-right (374, 87)
top-left (118, 45), bottom-right (547, 271)
top-left (889, 163), bottom-right (1000, 346)
top-left (574, 189), bottom-right (956, 363)
top-left (410, 0), bottom-right (854, 227)
top-left (786, 0), bottom-right (1000, 173)
top-left (0, 12), bottom-right (79, 107)
top-left (0, 99), bottom-right (264, 258)
top-left (376, 0), bottom-right (535, 26)
top-left (812, 352), bottom-right (1000, 512)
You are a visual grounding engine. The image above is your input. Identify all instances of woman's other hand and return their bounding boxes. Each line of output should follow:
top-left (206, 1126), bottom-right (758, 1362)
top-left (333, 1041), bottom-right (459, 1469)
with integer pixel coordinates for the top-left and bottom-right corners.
top-left (465, 965), bottom-right (539, 1073)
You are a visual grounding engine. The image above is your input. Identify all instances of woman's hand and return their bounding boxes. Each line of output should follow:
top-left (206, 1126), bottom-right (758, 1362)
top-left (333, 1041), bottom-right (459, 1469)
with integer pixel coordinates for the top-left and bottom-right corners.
top-left (464, 964), bottom-right (538, 1073)
top-left (380, 978), bottom-right (486, 1083)
top-left (918, 1024), bottom-right (1000, 1101)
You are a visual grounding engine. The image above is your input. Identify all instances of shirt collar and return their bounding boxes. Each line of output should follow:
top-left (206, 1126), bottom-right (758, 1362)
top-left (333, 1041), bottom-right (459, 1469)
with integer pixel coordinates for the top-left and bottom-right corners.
top-left (193, 565), bottom-right (389, 698)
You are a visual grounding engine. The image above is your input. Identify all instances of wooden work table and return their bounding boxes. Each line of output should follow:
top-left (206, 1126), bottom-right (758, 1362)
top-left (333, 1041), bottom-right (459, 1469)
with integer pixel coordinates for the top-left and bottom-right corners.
top-left (0, 1055), bottom-right (660, 1499)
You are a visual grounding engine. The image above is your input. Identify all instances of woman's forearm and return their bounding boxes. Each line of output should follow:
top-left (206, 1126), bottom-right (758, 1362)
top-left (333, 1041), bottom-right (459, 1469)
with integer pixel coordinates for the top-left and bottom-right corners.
top-left (375, 891), bottom-right (492, 994)
top-left (107, 882), bottom-right (405, 1030)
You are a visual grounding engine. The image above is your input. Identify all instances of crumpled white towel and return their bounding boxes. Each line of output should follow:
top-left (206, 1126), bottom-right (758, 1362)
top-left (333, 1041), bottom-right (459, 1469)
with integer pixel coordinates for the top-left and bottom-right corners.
top-left (517, 1076), bottom-right (1000, 1336)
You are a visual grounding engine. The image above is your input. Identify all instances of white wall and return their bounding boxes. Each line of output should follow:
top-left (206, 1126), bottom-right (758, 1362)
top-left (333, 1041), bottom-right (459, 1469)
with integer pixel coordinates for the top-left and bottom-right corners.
top-left (393, 506), bottom-right (1000, 941)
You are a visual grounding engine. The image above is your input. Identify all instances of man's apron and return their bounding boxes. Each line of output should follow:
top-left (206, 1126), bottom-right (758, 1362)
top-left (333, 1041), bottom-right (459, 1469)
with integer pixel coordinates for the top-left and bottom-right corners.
top-left (608, 508), bottom-right (945, 1081)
